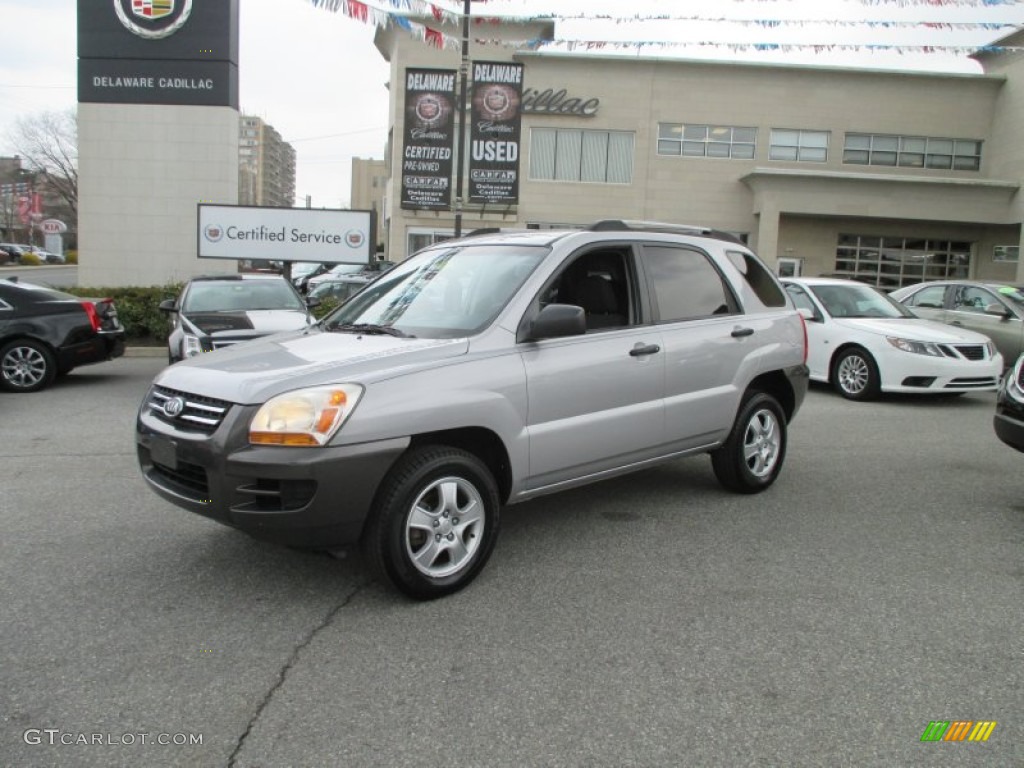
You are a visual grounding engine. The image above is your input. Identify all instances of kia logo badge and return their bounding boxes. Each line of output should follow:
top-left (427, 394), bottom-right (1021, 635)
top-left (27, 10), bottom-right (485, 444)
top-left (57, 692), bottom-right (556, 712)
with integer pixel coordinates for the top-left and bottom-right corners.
top-left (162, 396), bottom-right (186, 418)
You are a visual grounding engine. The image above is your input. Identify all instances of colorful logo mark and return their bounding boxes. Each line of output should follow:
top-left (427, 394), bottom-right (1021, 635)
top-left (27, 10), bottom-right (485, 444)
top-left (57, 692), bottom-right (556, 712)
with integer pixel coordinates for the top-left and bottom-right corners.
top-left (920, 721), bottom-right (997, 742)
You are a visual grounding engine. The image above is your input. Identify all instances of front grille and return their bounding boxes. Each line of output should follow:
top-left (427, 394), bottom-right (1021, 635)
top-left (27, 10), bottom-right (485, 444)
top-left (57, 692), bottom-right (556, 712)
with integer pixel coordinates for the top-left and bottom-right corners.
top-left (148, 386), bottom-right (231, 434)
top-left (151, 459), bottom-right (209, 497)
top-left (954, 344), bottom-right (986, 361)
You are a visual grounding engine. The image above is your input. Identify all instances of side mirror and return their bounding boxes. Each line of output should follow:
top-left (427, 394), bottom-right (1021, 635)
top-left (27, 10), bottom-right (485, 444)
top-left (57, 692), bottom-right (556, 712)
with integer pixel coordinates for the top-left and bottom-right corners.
top-left (985, 303), bottom-right (1012, 318)
top-left (158, 298), bottom-right (177, 313)
top-left (305, 296), bottom-right (322, 309)
top-left (525, 303), bottom-right (587, 341)
top-left (797, 307), bottom-right (819, 322)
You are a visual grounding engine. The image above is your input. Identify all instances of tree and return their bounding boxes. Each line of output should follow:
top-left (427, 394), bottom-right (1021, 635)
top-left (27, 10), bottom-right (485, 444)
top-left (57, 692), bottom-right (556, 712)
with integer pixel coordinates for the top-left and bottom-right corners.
top-left (7, 109), bottom-right (78, 219)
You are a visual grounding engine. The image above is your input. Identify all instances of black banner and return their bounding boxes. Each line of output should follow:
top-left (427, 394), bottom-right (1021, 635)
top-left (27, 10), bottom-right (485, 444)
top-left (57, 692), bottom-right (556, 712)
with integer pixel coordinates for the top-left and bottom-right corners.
top-left (78, 59), bottom-right (238, 108)
top-left (469, 61), bottom-right (524, 205)
top-left (400, 68), bottom-right (457, 211)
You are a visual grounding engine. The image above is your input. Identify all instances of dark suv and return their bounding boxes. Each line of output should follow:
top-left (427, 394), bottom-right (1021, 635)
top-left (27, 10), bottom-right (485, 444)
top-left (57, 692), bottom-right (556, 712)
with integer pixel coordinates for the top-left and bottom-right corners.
top-left (137, 221), bottom-right (809, 599)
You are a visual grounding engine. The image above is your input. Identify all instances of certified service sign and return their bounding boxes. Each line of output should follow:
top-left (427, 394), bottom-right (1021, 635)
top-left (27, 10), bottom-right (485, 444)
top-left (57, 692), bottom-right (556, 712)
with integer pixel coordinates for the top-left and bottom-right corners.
top-left (114, 0), bottom-right (193, 40)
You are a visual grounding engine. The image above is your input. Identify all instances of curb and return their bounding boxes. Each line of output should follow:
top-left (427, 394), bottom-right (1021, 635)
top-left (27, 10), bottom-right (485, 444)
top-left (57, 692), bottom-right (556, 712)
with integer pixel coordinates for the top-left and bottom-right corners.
top-left (124, 347), bottom-right (167, 358)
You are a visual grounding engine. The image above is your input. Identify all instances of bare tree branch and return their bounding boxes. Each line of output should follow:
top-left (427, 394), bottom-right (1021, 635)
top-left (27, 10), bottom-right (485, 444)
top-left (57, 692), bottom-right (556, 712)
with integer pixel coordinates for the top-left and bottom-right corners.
top-left (7, 109), bottom-right (78, 217)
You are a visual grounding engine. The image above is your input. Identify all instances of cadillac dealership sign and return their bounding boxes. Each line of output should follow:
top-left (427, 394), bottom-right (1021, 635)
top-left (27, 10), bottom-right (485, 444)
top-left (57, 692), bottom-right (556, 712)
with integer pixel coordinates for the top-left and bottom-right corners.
top-left (77, 0), bottom-right (238, 107)
top-left (113, 0), bottom-right (193, 39)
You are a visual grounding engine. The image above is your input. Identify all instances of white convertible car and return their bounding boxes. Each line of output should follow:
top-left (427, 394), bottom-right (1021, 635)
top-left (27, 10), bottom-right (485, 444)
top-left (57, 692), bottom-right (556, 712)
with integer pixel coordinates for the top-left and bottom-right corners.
top-left (782, 278), bottom-right (1003, 400)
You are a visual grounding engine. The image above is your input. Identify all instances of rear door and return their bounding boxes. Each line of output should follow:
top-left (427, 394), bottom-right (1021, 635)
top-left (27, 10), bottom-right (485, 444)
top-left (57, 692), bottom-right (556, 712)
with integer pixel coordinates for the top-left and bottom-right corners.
top-left (520, 244), bottom-right (665, 491)
top-left (641, 244), bottom-right (752, 451)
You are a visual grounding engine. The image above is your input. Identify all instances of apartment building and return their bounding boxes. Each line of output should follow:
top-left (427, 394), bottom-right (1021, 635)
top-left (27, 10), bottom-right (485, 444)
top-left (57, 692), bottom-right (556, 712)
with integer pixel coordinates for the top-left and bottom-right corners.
top-left (238, 115), bottom-right (297, 208)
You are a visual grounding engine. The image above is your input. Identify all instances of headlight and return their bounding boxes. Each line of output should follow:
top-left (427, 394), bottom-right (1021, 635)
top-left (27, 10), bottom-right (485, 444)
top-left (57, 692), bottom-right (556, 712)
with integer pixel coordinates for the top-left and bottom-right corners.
top-left (886, 337), bottom-right (944, 357)
top-left (183, 333), bottom-right (202, 358)
top-left (250, 385), bottom-right (364, 446)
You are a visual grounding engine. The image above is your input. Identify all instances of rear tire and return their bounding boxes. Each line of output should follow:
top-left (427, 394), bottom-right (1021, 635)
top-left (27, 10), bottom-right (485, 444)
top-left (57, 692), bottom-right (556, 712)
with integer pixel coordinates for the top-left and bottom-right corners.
top-left (711, 392), bottom-right (787, 494)
top-left (361, 445), bottom-right (500, 600)
top-left (0, 339), bottom-right (57, 393)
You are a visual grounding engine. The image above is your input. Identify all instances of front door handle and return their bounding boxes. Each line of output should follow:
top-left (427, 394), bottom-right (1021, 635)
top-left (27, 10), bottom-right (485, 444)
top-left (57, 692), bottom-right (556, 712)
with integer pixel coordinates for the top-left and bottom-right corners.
top-left (629, 343), bottom-right (661, 357)
top-left (731, 326), bottom-right (755, 338)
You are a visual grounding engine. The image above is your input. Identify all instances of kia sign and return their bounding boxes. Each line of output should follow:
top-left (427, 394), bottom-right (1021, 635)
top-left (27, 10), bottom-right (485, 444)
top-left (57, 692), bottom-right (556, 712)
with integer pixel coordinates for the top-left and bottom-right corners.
top-left (41, 219), bottom-right (68, 235)
top-left (197, 205), bottom-right (373, 263)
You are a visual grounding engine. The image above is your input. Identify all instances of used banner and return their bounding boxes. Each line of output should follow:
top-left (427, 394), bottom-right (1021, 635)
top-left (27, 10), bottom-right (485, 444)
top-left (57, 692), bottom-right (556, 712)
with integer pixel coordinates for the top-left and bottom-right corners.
top-left (469, 61), bottom-right (524, 205)
top-left (400, 67), bottom-right (457, 210)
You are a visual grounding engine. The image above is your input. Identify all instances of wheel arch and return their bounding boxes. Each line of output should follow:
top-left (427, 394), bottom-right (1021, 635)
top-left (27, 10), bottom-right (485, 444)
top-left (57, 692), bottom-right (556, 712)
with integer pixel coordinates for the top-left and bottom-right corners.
top-left (746, 370), bottom-right (797, 422)
top-left (407, 427), bottom-right (513, 504)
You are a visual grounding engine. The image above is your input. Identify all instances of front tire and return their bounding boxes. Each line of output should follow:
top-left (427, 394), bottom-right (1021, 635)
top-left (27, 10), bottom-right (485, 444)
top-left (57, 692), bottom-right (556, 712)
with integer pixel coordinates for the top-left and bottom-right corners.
top-left (0, 339), bottom-right (57, 392)
top-left (832, 346), bottom-right (880, 401)
top-left (711, 392), bottom-right (787, 494)
top-left (361, 446), bottom-right (500, 600)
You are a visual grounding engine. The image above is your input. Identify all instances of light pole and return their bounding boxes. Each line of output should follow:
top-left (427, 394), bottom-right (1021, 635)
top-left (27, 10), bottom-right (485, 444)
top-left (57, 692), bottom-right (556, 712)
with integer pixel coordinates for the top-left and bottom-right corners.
top-left (453, 0), bottom-right (470, 238)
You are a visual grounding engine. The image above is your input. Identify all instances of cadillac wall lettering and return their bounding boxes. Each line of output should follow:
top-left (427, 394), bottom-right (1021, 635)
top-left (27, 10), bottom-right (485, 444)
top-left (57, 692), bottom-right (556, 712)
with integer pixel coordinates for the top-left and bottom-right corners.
top-left (521, 88), bottom-right (600, 117)
top-left (114, 0), bottom-right (193, 40)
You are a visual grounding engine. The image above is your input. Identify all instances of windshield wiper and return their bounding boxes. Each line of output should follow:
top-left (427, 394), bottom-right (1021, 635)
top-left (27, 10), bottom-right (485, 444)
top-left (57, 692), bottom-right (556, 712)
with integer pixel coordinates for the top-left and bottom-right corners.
top-left (330, 323), bottom-right (413, 338)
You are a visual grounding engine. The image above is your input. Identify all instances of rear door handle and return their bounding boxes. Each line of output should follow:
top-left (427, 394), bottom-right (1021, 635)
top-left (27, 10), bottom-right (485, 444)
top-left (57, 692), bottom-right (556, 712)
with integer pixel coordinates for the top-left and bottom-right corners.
top-left (629, 343), bottom-right (661, 357)
top-left (731, 326), bottom-right (755, 338)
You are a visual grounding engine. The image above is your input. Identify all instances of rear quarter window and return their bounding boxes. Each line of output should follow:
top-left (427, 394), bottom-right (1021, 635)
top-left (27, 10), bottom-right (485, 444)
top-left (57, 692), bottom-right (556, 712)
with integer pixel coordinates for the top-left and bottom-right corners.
top-left (725, 250), bottom-right (787, 308)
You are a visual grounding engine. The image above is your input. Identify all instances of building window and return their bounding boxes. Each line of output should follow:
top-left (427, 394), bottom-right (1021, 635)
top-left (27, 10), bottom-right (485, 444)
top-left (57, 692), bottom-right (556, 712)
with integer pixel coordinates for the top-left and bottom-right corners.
top-left (529, 129), bottom-right (634, 183)
top-left (994, 245), bottom-right (1019, 262)
top-left (834, 234), bottom-right (972, 290)
top-left (769, 129), bottom-right (828, 162)
top-left (407, 229), bottom-right (454, 258)
top-left (842, 133), bottom-right (981, 171)
top-left (657, 124), bottom-right (756, 159)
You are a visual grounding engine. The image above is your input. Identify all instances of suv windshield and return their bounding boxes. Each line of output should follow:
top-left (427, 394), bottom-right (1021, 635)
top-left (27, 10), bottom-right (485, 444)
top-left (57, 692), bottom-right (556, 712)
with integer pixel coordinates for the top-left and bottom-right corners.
top-left (182, 280), bottom-right (305, 313)
top-left (810, 283), bottom-right (914, 319)
top-left (323, 244), bottom-right (547, 338)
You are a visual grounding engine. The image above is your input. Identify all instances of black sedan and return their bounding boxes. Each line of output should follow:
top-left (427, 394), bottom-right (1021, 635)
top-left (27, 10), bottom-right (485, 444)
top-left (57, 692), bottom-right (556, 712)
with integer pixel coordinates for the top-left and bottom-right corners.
top-left (0, 278), bottom-right (126, 392)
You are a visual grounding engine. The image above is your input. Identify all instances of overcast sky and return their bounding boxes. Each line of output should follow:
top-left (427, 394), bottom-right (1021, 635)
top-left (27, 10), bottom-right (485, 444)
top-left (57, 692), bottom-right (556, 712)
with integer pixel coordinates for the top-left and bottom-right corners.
top-left (1, 0), bottom-right (1022, 208)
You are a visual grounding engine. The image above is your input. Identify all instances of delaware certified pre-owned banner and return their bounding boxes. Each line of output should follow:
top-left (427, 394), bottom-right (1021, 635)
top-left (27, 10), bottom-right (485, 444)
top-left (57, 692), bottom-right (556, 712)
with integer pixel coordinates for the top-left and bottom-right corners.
top-left (469, 61), bottom-right (524, 205)
top-left (198, 205), bottom-right (372, 263)
top-left (401, 68), bottom-right (457, 210)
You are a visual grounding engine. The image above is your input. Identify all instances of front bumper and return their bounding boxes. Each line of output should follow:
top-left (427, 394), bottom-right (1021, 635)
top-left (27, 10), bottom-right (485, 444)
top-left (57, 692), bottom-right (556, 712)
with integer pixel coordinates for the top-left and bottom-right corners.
top-left (994, 372), bottom-right (1024, 452)
top-left (879, 350), bottom-right (1002, 394)
top-left (136, 392), bottom-right (409, 548)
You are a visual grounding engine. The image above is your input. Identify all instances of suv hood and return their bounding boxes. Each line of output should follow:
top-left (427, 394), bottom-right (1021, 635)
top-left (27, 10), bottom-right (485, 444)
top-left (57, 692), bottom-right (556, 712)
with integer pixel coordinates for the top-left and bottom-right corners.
top-left (833, 317), bottom-right (993, 344)
top-left (155, 328), bottom-right (469, 404)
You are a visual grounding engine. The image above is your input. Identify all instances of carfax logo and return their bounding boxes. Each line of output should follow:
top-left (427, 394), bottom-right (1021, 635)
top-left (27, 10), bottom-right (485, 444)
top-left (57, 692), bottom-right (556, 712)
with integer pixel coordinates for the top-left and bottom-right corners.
top-left (203, 224), bottom-right (223, 242)
top-left (114, 0), bottom-right (193, 40)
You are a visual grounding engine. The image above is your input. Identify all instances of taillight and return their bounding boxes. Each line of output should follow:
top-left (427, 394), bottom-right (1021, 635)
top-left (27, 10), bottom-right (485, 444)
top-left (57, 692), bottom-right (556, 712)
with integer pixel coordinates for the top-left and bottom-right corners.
top-left (81, 301), bottom-right (101, 332)
top-left (798, 313), bottom-right (808, 365)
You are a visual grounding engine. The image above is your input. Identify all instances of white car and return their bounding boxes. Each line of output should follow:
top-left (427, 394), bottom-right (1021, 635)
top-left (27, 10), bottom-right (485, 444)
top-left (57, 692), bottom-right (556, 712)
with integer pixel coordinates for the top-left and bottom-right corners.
top-left (782, 277), bottom-right (1002, 400)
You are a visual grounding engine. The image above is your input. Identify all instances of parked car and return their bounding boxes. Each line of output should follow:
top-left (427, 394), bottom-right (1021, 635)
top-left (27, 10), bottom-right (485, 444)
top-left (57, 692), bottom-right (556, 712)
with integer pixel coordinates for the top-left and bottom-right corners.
top-left (994, 353), bottom-right (1024, 452)
top-left (305, 262), bottom-right (372, 293)
top-left (783, 277), bottom-right (1003, 400)
top-left (137, 220), bottom-right (810, 599)
top-left (0, 278), bottom-right (125, 392)
top-left (159, 274), bottom-right (318, 364)
top-left (890, 280), bottom-right (1024, 365)
top-left (289, 261), bottom-right (328, 294)
top-left (0, 244), bottom-right (27, 265)
top-left (306, 273), bottom-right (375, 305)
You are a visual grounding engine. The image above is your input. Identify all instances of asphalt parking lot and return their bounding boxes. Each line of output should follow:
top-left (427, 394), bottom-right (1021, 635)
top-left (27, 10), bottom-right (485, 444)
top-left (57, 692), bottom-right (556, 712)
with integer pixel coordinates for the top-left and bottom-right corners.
top-left (2, 356), bottom-right (1021, 767)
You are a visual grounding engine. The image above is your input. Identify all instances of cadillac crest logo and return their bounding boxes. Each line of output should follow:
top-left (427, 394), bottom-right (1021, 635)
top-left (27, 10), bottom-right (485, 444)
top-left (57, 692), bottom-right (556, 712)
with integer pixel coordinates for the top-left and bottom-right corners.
top-left (114, 0), bottom-right (193, 39)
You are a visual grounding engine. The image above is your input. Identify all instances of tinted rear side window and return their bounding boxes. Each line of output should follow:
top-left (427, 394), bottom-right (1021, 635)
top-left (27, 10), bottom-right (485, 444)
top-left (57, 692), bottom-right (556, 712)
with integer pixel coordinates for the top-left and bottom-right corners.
top-left (643, 246), bottom-right (735, 322)
top-left (725, 250), bottom-right (787, 307)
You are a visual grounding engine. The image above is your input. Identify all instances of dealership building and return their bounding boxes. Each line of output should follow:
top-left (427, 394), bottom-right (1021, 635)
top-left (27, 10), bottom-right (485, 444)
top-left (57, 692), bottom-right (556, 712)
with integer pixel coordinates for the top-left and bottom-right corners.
top-left (373, 18), bottom-right (1024, 289)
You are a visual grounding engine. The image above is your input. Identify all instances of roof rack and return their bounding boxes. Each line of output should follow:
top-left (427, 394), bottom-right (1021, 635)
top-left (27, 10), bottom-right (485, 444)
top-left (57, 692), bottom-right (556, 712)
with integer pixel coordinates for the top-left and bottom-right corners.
top-left (587, 219), bottom-right (745, 245)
